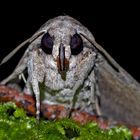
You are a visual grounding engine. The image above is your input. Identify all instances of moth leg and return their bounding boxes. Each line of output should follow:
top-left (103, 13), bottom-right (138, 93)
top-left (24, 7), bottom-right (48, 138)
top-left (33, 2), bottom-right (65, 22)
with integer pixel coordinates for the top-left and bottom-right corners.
top-left (28, 50), bottom-right (45, 120)
top-left (94, 83), bottom-right (102, 116)
top-left (95, 95), bottom-right (102, 116)
top-left (70, 53), bottom-right (97, 116)
top-left (94, 86), bottom-right (102, 116)
top-left (32, 78), bottom-right (40, 120)
top-left (89, 70), bottom-right (102, 116)
top-left (0, 54), bottom-right (28, 85)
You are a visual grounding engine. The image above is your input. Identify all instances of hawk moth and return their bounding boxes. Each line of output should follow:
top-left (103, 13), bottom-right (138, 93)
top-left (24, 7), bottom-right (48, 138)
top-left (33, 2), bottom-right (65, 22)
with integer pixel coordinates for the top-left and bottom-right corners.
top-left (1, 16), bottom-right (140, 126)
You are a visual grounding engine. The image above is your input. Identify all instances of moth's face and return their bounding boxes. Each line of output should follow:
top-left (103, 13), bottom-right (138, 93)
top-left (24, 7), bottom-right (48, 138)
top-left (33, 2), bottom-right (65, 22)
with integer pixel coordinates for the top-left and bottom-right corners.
top-left (39, 21), bottom-right (94, 81)
top-left (40, 28), bottom-right (86, 80)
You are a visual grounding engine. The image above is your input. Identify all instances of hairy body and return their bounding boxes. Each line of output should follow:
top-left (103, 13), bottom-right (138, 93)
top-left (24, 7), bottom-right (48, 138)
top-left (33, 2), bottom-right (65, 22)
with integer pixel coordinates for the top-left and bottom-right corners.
top-left (1, 16), bottom-right (140, 125)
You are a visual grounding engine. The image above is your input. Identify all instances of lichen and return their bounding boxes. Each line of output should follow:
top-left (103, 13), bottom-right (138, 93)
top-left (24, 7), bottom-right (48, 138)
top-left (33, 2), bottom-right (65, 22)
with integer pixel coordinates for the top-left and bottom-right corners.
top-left (0, 102), bottom-right (132, 140)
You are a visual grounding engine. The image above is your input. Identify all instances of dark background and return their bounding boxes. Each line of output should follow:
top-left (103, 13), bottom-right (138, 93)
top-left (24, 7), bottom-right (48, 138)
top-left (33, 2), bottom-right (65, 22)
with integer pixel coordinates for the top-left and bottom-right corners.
top-left (0, 3), bottom-right (139, 82)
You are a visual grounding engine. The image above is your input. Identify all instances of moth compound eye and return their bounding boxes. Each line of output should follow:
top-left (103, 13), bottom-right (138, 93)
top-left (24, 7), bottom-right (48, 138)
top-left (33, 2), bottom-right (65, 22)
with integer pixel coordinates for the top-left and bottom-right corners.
top-left (40, 32), bottom-right (54, 54)
top-left (70, 33), bottom-right (83, 55)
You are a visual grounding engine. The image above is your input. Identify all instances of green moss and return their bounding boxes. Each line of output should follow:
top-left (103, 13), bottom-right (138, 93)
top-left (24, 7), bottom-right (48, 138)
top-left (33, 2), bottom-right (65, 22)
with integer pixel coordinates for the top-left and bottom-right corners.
top-left (0, 102), bottom-right (132, 140)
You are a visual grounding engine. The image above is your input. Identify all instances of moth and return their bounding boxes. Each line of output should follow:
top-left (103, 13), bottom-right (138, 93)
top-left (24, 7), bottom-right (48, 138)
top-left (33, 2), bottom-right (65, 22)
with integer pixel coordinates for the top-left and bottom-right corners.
top-left (1, 16), bottom-right (140, 125)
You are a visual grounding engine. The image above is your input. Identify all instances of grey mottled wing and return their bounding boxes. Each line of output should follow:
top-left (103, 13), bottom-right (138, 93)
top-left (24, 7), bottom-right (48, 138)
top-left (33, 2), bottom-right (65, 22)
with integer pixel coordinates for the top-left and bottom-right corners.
top-left (95, 53), bottom-right (140, 126)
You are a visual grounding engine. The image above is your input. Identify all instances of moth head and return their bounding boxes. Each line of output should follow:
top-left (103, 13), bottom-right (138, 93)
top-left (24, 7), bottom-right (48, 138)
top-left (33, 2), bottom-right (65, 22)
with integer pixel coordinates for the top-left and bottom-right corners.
top-left (40, 30), bottom-right (87, 80)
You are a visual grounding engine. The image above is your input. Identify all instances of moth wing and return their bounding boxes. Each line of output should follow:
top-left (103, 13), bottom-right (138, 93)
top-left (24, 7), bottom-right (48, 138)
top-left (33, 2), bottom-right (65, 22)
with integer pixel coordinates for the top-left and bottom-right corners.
top-left (95, 52), bottom-right (140, 126)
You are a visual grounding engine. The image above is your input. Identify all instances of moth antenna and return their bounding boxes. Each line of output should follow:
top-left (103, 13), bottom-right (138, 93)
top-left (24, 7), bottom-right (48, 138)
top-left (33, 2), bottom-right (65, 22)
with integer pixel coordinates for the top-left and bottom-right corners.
top-left (80, 33), bottom-right (121, 72)
top-left (0, 30), bottom-right (46, 66)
